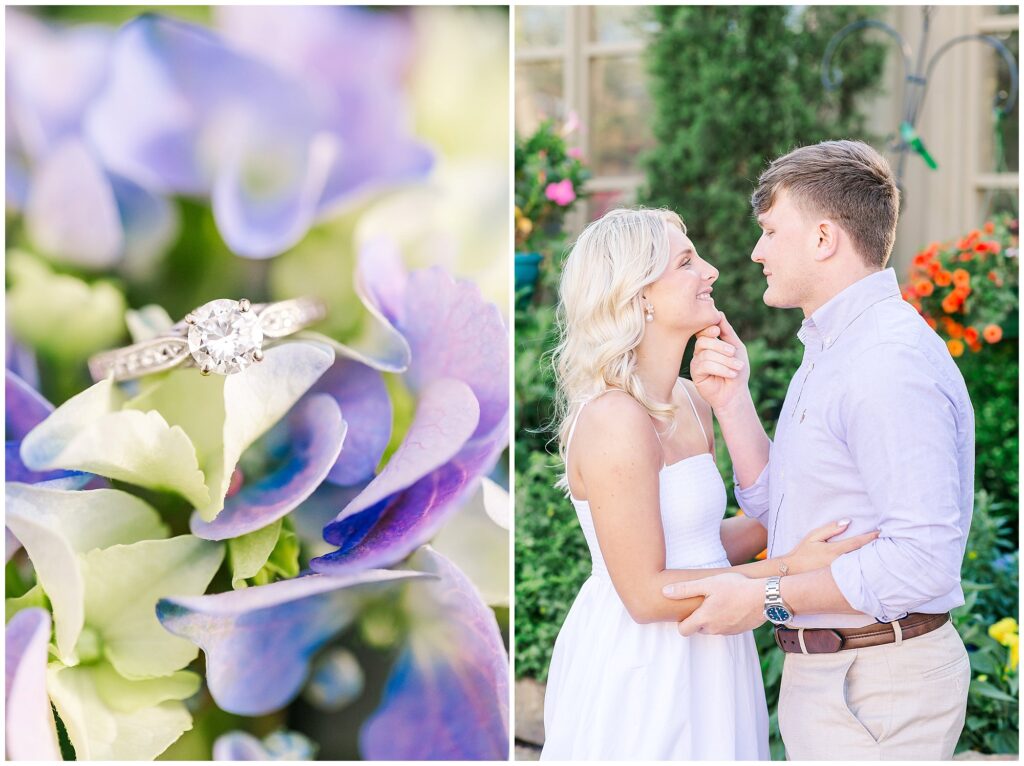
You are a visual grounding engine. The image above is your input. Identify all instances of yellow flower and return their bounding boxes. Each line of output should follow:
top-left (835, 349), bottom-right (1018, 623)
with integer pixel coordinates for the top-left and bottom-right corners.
top-left (978, 674), bottom-right (989, 683)
top-left (988, 617), bottom-right (1019, 646)
top-left (967, 550), bottom-right (978, 560)
top-left (1007, 635), bottom-right (1019, 672)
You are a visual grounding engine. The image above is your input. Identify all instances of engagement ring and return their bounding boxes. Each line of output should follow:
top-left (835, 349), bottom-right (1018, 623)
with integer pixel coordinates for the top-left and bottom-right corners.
top-left (88, 297), bottom-right (327, 382)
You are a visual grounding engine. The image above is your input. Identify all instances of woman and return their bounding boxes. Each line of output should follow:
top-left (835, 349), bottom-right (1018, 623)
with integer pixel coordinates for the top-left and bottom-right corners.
top-left (540, 208), bottom-right (876, 760)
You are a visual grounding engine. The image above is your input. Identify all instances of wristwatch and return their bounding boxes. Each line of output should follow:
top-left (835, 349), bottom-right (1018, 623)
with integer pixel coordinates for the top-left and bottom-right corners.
top-left (763, 575), bottom-right (794, 626)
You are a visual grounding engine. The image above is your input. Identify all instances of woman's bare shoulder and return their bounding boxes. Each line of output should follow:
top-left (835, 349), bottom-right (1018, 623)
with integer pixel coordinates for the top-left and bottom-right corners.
top-left (574, 391), bottom-right (660, 464)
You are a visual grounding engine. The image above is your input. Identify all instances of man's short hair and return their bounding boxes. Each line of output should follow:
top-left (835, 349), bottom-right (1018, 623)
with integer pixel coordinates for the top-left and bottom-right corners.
top-left (751, 140), bottom-right (900, 268)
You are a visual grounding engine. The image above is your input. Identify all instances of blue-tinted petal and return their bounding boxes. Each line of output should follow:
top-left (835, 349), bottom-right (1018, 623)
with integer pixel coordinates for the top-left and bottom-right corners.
top-left (311, 418), bottom-right (505, 576)
top-left (316, 377), bottom-right (478, 553)
top-left (5, 608), bottom-right (61, 760)
top-left (360, 547), bottom-right (508, 760)
top-left (399, 267), bottom-right (509, 440)
top-left (303, 647), bottom-right (364, 711)
top-left (6, 369), bottom-right (52, 440)
top-left (108, 172), bottom-right (179, 277)
top-left (310, 358), bottom-right (391, 486)
top-left (5, 333), bottom-right (39, 387)
top-left (290, 481), bottom-right (365, 557)
top-left (213, 729), bottom-right (317, 761)
top-left (190, 394), bottom-right (346, 541)
top-left (156, 569), bottom-right (429, 716)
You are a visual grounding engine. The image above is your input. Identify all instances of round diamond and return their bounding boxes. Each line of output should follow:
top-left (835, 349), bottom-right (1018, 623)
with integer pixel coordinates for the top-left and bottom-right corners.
top-left (187, 299), bottom-right (263, 375)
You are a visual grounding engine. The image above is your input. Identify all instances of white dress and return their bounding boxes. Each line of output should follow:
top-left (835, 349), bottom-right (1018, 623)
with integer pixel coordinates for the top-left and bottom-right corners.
top-left (540, 387), bottom-right (770, 761)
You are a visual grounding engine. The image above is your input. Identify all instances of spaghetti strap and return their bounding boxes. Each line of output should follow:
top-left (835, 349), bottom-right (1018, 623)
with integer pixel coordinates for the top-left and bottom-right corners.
top-left (566, 388), bottom-right (626, 476)
top-left (679, 380), bottom-right (711, 451)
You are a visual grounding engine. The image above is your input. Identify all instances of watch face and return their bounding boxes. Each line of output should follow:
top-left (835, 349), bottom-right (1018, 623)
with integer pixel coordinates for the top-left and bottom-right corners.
top-left (766, 605), bottom-right (791, 624)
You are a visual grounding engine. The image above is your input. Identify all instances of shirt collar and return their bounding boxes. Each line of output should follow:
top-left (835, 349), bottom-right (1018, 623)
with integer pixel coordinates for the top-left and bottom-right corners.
top-left (797, 268), bottom-right (902, 351)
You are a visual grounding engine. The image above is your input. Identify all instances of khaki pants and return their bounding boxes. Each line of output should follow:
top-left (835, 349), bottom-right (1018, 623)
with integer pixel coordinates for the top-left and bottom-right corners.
top-left (778, 621), bottom-right (970, 760)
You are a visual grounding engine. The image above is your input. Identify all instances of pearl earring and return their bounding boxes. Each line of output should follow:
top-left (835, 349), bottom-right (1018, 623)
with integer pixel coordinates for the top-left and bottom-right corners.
top-left (645, 302), bottom-right (655, 322)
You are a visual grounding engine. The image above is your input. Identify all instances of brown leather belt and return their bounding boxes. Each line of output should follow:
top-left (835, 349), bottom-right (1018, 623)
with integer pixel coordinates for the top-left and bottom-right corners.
top-left (774, 612), bottom-right (950, 654)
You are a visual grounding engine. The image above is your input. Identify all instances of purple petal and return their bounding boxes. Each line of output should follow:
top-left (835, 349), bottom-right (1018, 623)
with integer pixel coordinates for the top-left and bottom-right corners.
top-left (212, 732), bottom-right (267, 761)
top-left (5, 608), bottom-right (61, 760)
top-left (6, 528), bottom-right (21, 563)
top-left (309, 358), bottom-right (391, 486)
top-left (190, 395), bottom-right (346, 541)
top-left (399, 268), bottom-right (509, 440)
top-left (108, 172), bottom-right (179, 275)
top-left (311, 419), bottom-right (505, 576)
top-left (6, 369), bottom-right (52, 440)
top-left (86, 15), bottom-right (322, 199)
top-left (361, 548), bottom-right (508, 760)
top-left (357, 236), bottom-right (408, 328)
top-left (5, 333), bottom-right (40, 388)
top-left (6, 370), bottom-right (88, 485)
top-left (214, 6), bottom-right (432, 213)
top-left (156, 569), bottom-right (429, 716)
top-left (316, 377), bottom-right (478, 552)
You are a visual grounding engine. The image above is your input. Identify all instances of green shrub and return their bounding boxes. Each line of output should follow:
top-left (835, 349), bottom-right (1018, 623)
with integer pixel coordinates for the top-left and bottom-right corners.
top-left (514, 450), bottom-right (592, 681)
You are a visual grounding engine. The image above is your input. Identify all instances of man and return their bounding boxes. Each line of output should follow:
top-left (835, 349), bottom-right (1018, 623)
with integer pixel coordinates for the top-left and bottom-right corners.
top-left (663, 140), bottom-right (974, 759)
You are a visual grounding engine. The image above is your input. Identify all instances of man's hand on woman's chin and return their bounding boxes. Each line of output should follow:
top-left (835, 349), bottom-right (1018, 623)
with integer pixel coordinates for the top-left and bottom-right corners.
top-left (691, 312), bottom-right (752, 411)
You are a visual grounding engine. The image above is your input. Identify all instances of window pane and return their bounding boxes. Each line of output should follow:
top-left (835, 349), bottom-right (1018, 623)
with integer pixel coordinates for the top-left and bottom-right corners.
top-left (980, 30), bottom-right (1019, 173)
top-left (515, 6), bottom-right (566, 49)
top-left (588, 55), bottom-right (655, 176)
top-left (516, 60), bottom-right (564, 137)
top-left (589, 6), bottom-right (654, 44)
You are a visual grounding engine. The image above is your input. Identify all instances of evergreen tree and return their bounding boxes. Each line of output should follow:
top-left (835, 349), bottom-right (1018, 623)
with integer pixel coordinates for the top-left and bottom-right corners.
top-left (639, 6), bottom-right (887, 346)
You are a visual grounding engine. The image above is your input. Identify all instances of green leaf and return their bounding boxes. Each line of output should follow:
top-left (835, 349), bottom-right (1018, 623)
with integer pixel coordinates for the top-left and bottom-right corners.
top-left (970, 679), bottom-right (1018, 704)
top-left (5, 483), bottom-right (167, 664)
top-left (46, 663), bottom-right (194, 761)
top-left (81, 536), bottom-right (224, 679)
top-left (19, 378), bottom-right (210, 507)
top-left (227, 520), bottom-right (283, 589)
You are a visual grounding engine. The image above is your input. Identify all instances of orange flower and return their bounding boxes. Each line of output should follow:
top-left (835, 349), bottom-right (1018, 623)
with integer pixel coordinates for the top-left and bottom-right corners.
top-left (947, 339), bottom-right (965, 357)
top-left (942, 294), bottom-right (961, 314)
top-left (914, 280), bottom-right (934, 297)
top-left (964, 326), bottom-right (980, 345)
top-left (983, 324), bottom-right (1003, 344)
top-left (988, 241), bottom-right (1002, 255)
top-left (934, 270), bottom-right (953, 287)
top-left (953, 269), bottom-right (971, 287)
top-left (960, 252), bottom-right (974, 262)
top-left (913, 253), bottom-right (931, 267)
top-left (956, 237), bottom-right (970, 250)
top-left (953, 285), bottom-right (971, 300)
top-left (928, 261), bottom-right (942, 278)
top-left (755, 548), bottom-right (767, 561)
top-left (988, 271), bottom-right (1004, 287)
top-left (925, 316), bottom-right (938, 330)
top-left (968, 339), bottom-right (983, 353)
top-left (947, 321), bottom-right (964, 339)
top-left (974, 242), bottom-right (989, 254)
top-left (984, 221), bottom-right (995, 234)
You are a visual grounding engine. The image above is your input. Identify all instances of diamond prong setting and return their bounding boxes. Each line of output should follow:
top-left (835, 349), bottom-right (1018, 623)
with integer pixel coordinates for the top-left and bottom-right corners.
top-left (187, 299), bottom-right (264, 375)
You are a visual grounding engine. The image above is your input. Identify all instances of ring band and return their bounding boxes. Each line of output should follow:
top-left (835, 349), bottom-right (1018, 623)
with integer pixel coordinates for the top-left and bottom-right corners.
top-left (88, 297), bottom-right (327, 382)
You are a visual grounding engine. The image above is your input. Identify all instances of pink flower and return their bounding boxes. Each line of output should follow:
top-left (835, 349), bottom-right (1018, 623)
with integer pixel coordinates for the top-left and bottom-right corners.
top-left (545, 179), bottom-right (576, 206)
top-left (561, 110), bottom-right (580, 136)
top-left (567, 147), bottom-right (584, 160)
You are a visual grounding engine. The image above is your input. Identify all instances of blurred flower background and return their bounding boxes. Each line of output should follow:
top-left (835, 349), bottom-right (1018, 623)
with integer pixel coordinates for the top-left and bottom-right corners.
top-left (5, 5), bottom-right (510, 761)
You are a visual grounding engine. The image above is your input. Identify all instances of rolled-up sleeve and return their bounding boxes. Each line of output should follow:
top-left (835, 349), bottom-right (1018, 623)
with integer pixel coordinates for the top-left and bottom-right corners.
top-left (733, 447), bottom-right (771, 524)
top-left (830, 344), bottom-right (967, 622)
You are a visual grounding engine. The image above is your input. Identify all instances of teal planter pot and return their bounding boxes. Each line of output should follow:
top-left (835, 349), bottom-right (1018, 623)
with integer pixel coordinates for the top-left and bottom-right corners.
top-left (515, 252), bottom-right (544, 307)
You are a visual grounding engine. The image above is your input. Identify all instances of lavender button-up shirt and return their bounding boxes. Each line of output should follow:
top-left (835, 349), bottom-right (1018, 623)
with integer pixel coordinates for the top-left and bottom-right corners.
top-left (736, 268), bottom-right (975, 628)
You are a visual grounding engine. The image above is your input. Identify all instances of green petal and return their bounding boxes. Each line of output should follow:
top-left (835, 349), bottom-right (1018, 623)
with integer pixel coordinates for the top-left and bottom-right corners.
top-left (7, 250), bottom-right (127, 360)
top-left (20, 378), bottom-right (210, 507)
top-left (5, 483), bottom-right (167, 664)
top-left (92, 662), bottom-right (200, 713)
top-left (81, 536), bottom-right (224, 679)
top-left (47, 663), bottom-right (193, 761)
top-left (227, 520), bottom-right (282, 589)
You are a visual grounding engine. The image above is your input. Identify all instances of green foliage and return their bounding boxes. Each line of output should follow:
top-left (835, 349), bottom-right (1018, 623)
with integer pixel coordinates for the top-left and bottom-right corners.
top-left (638, 6), bottom-right (887, 347)
top-left (514, 450), bottom-right (592, 681)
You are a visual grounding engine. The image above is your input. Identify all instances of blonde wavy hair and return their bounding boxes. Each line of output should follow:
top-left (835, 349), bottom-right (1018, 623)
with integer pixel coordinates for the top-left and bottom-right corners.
top-left (550, 207), bottom-right (686, 491)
